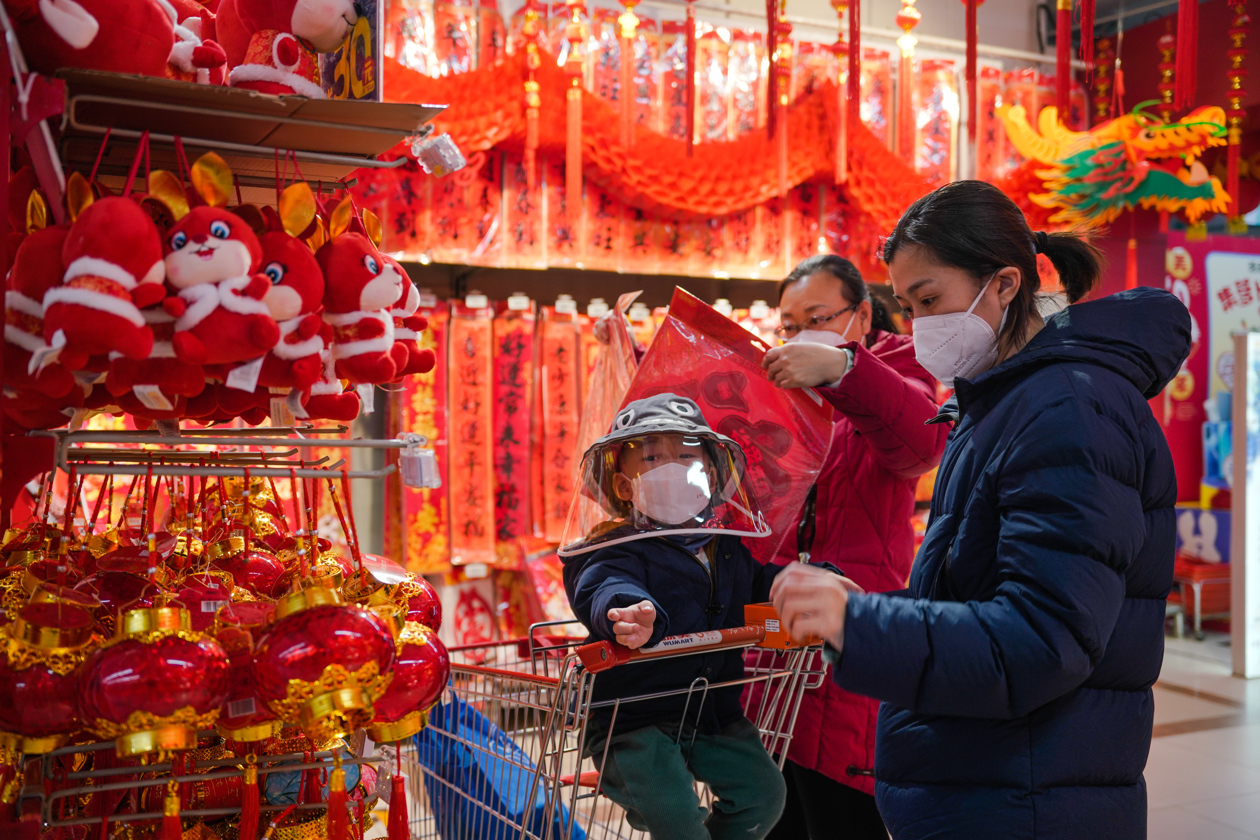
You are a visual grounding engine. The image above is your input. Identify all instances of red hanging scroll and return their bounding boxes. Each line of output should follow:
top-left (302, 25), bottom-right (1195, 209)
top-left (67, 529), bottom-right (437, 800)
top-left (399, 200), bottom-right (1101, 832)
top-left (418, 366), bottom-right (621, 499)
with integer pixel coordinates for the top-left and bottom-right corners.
top-left (539, 308), bottom-right (581, 544)
top-left (916, 58), bottom-right (959, 183)
top-left (448, 301), bottom-right (497, 567)
top-left (398, 299), bottom-right (450, 574)
top-left (503, 152), bottom-right (546, 268)
top-left (492, 300), bottom-right (535, 552)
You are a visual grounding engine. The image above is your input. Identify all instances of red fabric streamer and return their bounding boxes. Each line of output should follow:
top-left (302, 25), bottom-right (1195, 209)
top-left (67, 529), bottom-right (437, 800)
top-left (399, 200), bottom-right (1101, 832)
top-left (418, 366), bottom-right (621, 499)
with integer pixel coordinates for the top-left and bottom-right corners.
top-left (966, 0), bottom-right (978, 141)
top-left (1230, 142), bottom-right (1241, 218)
top-left (1125, 237), bottom-right (1138, 289)
top-left (160, 782), bottom-right (181, 840)
top-left (1175, 0), bottom-right (1198, 111)
top-left (1080, 0), bottom-right (1095, 79)
top-left (1057, 0), bottom-right (1072, 118)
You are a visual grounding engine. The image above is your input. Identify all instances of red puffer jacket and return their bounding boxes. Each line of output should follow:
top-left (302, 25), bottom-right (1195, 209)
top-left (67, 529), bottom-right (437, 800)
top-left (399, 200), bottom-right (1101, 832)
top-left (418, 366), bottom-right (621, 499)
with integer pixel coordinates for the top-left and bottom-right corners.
top-left (778, 330), bottom-right (946, 795)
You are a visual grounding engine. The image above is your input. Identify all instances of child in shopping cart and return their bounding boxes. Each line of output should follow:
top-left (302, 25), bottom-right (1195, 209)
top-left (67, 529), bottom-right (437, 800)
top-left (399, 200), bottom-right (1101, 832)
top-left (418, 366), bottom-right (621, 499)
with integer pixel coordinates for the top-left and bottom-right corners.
top-left (559, 393), bottom-right (840, 840)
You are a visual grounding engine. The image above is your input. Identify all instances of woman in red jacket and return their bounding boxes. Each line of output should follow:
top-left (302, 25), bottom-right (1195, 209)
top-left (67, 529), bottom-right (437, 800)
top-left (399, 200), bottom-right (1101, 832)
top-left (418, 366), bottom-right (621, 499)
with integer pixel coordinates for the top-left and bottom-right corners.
top-left (761, 255), bottom-right (947, 840)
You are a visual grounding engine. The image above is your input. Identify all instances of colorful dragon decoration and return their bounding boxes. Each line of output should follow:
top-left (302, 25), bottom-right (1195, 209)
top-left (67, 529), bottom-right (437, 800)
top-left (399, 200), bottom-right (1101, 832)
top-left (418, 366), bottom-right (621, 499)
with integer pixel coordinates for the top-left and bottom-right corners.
top-left (999, 101), bottom-right (1231, 227)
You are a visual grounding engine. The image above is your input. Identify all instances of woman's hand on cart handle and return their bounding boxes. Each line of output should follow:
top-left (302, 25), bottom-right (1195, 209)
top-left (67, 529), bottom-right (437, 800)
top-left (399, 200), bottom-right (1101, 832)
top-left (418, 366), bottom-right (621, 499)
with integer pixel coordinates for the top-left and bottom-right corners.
top-left (762, 343), bottom-right (851, 389)
top-left (609, 600), bottom-right (657, 650)
top-left (770, 564), bottom-right (853, 649)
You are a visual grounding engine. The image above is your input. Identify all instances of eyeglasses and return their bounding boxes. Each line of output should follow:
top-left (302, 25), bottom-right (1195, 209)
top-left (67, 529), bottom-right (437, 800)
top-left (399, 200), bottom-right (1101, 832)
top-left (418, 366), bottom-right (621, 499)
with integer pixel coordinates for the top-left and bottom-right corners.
top-left (773, 303), bottom-right (858, 339)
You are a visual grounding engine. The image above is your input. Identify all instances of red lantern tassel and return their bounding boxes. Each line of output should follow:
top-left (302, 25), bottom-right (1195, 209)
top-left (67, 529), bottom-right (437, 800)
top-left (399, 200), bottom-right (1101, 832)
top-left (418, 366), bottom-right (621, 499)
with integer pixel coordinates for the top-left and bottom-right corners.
top-left (525, 79), bottom-right (539, 189)
top-left (836, 43), bottom-right (848, 184)
top-left (1080, 0), bottom-right (1095, 79)
top-left (1175, 0), bottom-right (1197, 111)
top-left (388, 773), bottom-right (409, 840)
top-left (239, 757), bottom-right (260, 840)
top-left (848, 1), bottom-right (861, 138)
top-left (686, 0), bottom-right (697, 155)
top-left (1056, 0), bottom-right (1071, 120)
top-left (326, 762), bottom-right (350, 840)
top-left (566, 82), bottom-right (582, 216)
top-left (1230, 138), bottom-right (1242, 218)
top-left (160, 780), bottom-right (182, 840)
top-left (898, 44), bottom-right (915, 162)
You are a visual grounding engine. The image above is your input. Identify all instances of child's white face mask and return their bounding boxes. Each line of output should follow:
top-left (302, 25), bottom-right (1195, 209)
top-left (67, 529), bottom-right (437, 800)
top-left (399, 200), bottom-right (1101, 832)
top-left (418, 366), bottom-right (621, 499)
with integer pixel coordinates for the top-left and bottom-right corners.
top-left (630, 462), bottom-right (713, 525)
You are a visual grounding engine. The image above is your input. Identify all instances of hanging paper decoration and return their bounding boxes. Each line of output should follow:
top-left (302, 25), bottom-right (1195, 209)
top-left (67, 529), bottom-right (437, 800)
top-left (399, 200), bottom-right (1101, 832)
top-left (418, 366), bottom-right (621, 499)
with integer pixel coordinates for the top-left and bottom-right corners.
top-left (522, 0), bottom-right (544, 187)
top-left (658, 21), bottom-right (690, 141)
top-left (1092, 36), bottom-right (1115, 124)
top-left (543, 156), bottom-right (581, 266)
top-left (432, 0), bottom-right (479, 76)
top-left (1158, 23), bottom-right (1177, 123)
top-left (848, 1), bottom-right (861, 149)
top-left (861, 48), bottom-right (894, 149)
top-left (896, 0), bottom-right (921, 164)
top-left (539, 308), bottom-right (581, 544)
top-left (492, 301), bottom-right (535, 549)
top-left (730, 31), bottom-right (764, 138)
top-left (592, 9), bottom-right (622, 106)
top-left (503, 153), bottom-right (546, 267)
top-left (998, 102), bottom-right (1230, 226)
top-left (586, 188), bottom-right (626, 272)
top-left (976, 66), bottom-right (1007, 180)
top-left (397, 301), bottom-right (451, 574)
top-left (916, 59), bottom-right (959, 183)
top-left (698, 23), bottom-right (734, 144)
top-left (1226, 0), bottom-right (1250, 232)
top-left (447, 301), bottom-right (497, 568)
top-left (479, 0), bottom-right (508, 66)
top-left (563, 0), bottom-right (589, 215)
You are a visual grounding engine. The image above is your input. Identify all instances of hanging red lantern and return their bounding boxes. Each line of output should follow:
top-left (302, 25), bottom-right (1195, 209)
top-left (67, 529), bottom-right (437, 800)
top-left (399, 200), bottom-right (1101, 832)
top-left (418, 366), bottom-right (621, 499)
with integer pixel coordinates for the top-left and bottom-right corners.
top-left (399, 574), bottom-right (442, 632)
top-left (172, 572), bottom-right (234, 634)
top-left (78, 606), bottom-right (230, 758)
top-left (252, 587), bottom-right (396, 743)
top-left (73, 569), bottom-right (166, 637)
top-left (207, 535), bottom-right (291, 599)
top-left (346, 555), bottom-right (442, 633)
top-left (367, 617), bottom-right (450, 744)
top-left (0, 600), bottom-right (96, 755)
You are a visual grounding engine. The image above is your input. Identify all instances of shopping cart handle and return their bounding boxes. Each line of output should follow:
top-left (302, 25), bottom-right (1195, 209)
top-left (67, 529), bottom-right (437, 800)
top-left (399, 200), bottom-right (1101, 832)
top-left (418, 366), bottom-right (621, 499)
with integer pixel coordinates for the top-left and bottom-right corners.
top-left (576, 626), bottom-right (768, 674)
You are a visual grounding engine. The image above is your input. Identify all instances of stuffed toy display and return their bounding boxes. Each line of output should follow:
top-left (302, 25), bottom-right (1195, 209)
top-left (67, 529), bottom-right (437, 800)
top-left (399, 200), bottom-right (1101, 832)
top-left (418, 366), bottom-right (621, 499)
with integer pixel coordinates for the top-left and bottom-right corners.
top-left (158, 0), bottom-right (229, 84)
top-left (214, 194), bottom-right (327, 416)
top-left (226, 0), bottom-right (359, 97)
top-left (5, 223), bottom-right (77, 400)
top-left (4, 0), bottom-right (175, 78)
top-left (317, 228), bottom-right (404, 385)
top-left (385, 260), bottom-right (437, 380)
top-left (161, 155), bottom-right (280, 367)
top-left (106, 307), bottom-right (207, 420)
top-left (42, 194), bottom-right (166, 371)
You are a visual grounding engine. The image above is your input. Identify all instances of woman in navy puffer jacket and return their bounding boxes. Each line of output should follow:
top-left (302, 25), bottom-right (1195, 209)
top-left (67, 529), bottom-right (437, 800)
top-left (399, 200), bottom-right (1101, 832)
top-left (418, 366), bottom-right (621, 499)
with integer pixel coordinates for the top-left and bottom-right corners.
top-left (771, 181), bottom-right (1192, 840)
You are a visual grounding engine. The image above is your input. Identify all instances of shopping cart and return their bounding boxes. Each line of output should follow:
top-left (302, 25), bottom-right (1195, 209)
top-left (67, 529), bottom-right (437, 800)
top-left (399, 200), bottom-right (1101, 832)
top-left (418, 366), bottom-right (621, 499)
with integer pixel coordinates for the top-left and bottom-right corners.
top-left (399, 620), bottom-right (827, 840)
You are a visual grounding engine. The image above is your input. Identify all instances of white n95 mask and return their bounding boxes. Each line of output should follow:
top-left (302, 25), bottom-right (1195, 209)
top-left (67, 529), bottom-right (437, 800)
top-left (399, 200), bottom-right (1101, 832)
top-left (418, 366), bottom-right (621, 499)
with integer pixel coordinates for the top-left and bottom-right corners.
top-left (630, 462), bottom-right (713, 525)
top-left (912, 273), bottom-right (1008, 389)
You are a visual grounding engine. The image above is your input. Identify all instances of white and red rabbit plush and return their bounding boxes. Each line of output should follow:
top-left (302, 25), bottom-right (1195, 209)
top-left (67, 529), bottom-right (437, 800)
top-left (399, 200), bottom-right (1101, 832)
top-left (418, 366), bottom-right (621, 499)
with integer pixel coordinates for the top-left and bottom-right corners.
top-left (215, 199), bottom-right (327, 417)
top-left (301, 349), bottom-right (361, 421)
top-left (316, 216), bottom-right (404, 385)
top-left (42, 195), bottom-right (166, 372)
top-left (383, 256), bottom-right (436, 380)
top-left (5, 223), bottom-right (76, 401)
top-left (226, 0), bottom-right (358, 97)
top-left (158, 0), bottom-right (229, 84)
top-left (106, 307), bottom-right (204, 420)
top-left (161, 155), bottom-right (280, 367)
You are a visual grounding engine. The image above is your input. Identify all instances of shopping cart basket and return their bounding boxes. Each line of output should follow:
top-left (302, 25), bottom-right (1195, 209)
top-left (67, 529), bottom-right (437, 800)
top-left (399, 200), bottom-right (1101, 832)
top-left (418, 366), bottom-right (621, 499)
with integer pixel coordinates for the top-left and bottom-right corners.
top-left (400, 621), bottom-right (826, 840)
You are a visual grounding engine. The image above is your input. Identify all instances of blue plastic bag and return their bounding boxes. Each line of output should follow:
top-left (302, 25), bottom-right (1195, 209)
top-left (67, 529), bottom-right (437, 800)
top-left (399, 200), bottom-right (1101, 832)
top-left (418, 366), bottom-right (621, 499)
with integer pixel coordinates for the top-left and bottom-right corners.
top-left (414, 693), bottom-right (586, 840)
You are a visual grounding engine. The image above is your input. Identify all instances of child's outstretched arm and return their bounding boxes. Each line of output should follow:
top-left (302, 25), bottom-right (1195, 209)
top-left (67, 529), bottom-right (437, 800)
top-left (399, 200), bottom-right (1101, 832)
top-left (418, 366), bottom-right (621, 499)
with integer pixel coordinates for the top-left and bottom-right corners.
top-left (571, 548), bottom-right (670, 648)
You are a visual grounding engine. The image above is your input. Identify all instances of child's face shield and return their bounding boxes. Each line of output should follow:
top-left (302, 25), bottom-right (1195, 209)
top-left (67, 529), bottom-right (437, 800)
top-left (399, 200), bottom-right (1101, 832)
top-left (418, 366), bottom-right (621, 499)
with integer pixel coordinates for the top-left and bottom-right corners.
top-left (558, 432), bottom-right (770, 556)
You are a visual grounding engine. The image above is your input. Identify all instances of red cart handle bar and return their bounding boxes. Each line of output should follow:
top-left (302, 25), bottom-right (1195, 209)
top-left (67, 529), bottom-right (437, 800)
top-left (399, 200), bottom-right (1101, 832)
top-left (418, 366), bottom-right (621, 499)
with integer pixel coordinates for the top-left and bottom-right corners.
top-left (576, 626), bottom-right (767, 674)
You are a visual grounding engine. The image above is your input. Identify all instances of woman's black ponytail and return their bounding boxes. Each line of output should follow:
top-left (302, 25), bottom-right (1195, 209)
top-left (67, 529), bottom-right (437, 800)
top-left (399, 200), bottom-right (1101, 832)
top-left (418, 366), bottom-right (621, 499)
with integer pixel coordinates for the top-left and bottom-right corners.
top-left (1039, 231), bottom-right (1104, 304)
top-left (883, 181), bottom-right (1102, 348)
